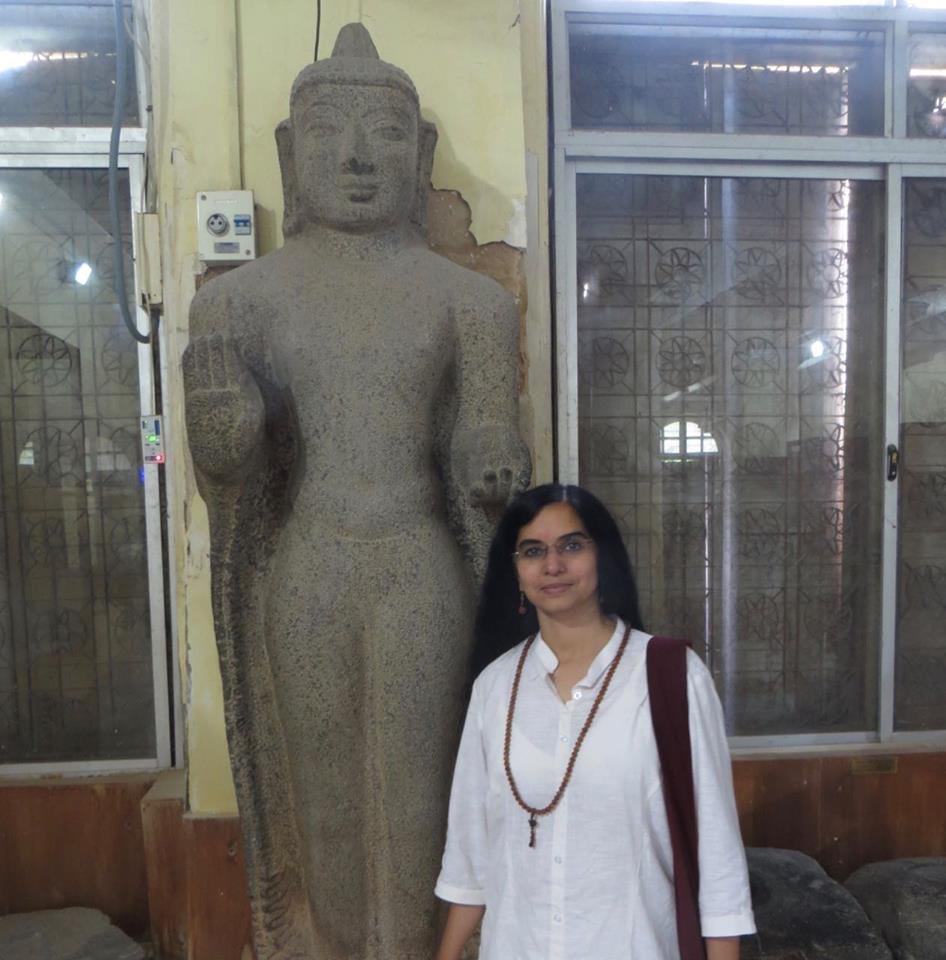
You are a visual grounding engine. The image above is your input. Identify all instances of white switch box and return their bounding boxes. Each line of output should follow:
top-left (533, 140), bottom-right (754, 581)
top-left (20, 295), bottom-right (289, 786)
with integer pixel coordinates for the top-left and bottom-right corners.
top-left (197, 190), bottom-right (256, 264)
top-left (141, 415), bottom-right (165, 464)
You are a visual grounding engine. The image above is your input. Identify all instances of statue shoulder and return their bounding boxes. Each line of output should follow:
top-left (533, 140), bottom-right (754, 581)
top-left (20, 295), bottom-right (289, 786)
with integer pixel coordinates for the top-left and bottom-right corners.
top-left (421, 250), bottom-right (517, 322)
top-left (188, 252), bottom-right (285, 338)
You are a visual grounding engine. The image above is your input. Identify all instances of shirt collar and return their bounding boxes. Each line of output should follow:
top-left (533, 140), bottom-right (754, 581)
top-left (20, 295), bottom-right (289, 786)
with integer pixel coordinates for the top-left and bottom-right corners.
top-left (529, 617), bottom-right (627, 688)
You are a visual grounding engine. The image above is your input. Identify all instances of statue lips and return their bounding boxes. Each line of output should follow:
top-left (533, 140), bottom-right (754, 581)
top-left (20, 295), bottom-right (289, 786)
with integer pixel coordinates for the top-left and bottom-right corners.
top-left (339, 177), bottom-right (379, 202)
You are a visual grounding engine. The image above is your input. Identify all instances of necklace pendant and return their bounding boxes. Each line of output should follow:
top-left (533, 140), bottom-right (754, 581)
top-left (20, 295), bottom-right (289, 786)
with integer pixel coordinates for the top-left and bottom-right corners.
top-left (528, 814), bottom-right (538, 849)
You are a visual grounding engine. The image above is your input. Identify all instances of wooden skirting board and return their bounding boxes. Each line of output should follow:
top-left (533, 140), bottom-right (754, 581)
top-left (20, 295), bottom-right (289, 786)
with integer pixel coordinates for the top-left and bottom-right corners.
top-left (733, 751), bottom-right (946, 880)
top-left (0, 774), bottom-right (152, 934)
top-left (140, 771), bottom-right (252, 960)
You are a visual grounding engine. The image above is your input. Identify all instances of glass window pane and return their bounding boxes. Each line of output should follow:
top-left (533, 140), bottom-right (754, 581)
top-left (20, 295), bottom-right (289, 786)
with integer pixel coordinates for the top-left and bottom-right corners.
top-left (576, 172), bottom-right (885, 735)
top-left (908, 33), bottom-right (946, 138)
top-left (0, 2), bottom-right (137, 126)
top-left (897, 179), bottom-right (946, 731)
top-left (0, 167), bottom-right (155, 763)
top-left (568, 22), bottom-right (885, 136)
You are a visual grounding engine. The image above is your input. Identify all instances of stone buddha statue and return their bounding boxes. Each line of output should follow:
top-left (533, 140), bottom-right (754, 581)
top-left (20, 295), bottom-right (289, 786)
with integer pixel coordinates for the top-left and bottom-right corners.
top-left (182, 22), bottom-right (530, 960)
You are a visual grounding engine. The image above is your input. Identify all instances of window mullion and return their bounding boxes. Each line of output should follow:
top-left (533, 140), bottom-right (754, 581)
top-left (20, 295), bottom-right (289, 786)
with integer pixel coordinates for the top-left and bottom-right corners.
top-left (129, 155), bottom-right (172, 768)
top-left (555, 151), bottom-right (580, 483)
top-left (891, 19), bottom-right (908, 139)
top-left (880, 164), bottom-right (904, 744)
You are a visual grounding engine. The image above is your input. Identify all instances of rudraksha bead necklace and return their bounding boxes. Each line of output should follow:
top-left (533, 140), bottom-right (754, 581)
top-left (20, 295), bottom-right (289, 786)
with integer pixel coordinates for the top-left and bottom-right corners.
top-left (503, 621), bottom-right (631, 848)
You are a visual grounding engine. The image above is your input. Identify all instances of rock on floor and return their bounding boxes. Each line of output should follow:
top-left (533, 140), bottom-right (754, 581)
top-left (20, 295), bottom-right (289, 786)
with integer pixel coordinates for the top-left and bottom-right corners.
top-left (0, 908), bottom-right (144, 960)
top-left (741, 848), bottom-right (893, 959)
top-left (846, 857), bottom-right (946, 960)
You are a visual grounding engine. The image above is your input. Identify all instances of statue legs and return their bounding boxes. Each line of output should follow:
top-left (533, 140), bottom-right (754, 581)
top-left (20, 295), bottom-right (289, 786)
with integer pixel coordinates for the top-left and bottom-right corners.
top-left (265, 519), bottom-right (472, 959)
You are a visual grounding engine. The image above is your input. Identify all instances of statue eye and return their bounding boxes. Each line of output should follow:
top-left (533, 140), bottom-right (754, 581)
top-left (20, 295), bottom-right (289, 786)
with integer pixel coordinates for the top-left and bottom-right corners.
top-left (375, 124), bottom-right (407, 142)
top-left (308, 121), bottom-right (340, 137)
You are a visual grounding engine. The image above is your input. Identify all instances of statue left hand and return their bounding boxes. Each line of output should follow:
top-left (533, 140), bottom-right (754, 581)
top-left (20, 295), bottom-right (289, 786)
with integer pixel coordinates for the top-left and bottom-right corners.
top-left (454, 425), bottom-right (531, 507)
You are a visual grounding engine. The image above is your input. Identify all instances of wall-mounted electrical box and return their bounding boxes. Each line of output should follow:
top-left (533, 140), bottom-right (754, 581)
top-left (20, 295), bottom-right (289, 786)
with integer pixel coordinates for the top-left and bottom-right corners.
top-left (197, 190), bottom-right (256, 265)
top-left (141, 415), bottom-right (165, 464)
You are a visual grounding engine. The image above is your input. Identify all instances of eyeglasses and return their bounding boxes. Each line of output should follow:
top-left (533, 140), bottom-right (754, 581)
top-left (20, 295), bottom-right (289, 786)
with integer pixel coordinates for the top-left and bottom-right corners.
top-left (512, 533), bottom-right (595, 563)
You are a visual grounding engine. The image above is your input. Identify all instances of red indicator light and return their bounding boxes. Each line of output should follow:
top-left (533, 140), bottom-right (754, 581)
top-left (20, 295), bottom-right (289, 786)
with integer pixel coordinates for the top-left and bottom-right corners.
top-left (154, 454), bottom-right (165, 464)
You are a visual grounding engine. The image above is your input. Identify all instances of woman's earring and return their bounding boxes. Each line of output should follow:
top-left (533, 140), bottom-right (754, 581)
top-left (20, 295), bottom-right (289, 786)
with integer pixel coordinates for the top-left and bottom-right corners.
top-left (518, 591), bottom-right (527, 616)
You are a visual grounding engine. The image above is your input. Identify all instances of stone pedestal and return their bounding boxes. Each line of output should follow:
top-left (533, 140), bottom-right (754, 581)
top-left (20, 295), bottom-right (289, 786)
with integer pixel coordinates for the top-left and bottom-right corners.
top-left (846, 858), bottom-right (946, 960)
top-left (741, 848), bottom-right (892, 959)
top-left (0, 909), bottom-right (144, 960)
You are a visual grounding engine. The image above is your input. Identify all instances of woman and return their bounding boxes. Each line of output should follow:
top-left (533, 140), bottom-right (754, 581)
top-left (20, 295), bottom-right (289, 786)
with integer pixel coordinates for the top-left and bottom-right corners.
top-left (434, 483), bottom-right (755, 960)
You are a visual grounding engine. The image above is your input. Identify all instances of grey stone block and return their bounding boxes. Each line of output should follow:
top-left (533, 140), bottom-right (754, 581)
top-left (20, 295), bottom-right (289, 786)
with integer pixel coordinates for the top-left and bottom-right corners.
top-left (846, 857), bottom-right (946, 960)
top-left (0, 908), bottom-right (144, 960)
top-left (741, 848), bottom-right (893, 959)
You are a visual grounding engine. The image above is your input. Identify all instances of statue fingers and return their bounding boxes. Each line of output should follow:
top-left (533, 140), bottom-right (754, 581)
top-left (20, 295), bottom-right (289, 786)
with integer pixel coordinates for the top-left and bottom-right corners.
top-left (207, 333), bottom-right (228, 389)
top-left (181, 340), bottom-right (199, 395)
top-left (221, 335), bottom-right (248, 386)
top-left (497, 466), bottom-right (514, 503)
top-left (191, 336), bottom-right (216, 391)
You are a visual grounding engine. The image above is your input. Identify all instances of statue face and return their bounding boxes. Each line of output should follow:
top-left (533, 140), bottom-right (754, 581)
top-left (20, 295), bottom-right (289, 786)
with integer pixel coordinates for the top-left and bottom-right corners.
top-left (291, 83), bottom-right (419, 232)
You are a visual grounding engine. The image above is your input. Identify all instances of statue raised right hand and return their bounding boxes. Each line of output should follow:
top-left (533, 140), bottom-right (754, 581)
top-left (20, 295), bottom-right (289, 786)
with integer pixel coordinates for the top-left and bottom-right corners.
top-left (182, 332), bottom-right (265, 483)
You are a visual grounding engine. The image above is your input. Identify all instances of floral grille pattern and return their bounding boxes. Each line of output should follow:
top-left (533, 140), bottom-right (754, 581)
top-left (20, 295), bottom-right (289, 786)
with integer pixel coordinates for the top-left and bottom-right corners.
top-left (0, 169), bottom-right (154, 763)
top-left (576, 173), bottom-right (886, 735)
top-left (897, 179), bottom-right (946, 731)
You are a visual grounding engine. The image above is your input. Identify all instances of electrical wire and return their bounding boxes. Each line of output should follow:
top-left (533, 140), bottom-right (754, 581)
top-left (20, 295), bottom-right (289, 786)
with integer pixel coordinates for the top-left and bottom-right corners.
top-left (314, 0), bottom-right (322, 61)
top-left (110, 0), bottom-right (149, 344)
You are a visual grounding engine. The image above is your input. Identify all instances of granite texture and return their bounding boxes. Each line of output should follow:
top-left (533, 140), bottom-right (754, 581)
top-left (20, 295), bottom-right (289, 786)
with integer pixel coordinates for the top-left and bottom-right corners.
top-left (182, 23), bottom-right (530, 960)
top-left (741, 848), bottom-right (893, 959)
top-left (0, 909), bottom-right (143, 960)
top-left (846, 858), bottom-right (946, 960)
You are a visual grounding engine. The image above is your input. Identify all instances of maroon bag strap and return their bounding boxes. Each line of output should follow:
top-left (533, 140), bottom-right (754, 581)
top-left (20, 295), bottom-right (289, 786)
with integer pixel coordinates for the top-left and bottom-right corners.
top-left (647, 635), bottom-right (706, 960)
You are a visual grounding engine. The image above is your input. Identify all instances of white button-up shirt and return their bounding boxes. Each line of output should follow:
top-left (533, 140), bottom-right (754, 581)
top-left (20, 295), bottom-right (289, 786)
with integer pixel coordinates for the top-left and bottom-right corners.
top-left (436, 619), bottom-right (756, 960)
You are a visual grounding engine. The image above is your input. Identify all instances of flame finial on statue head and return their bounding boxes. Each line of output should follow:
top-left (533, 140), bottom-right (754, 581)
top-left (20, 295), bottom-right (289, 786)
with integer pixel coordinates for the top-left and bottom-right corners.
top-left (332, 22), bottom-right (379, 58)
top-left (290, 21), bottom-right (419, 107)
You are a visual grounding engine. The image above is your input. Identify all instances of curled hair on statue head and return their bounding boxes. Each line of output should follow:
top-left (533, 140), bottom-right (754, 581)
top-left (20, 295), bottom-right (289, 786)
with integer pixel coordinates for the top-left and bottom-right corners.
top-left (470, 483), bottom-right (645, 682)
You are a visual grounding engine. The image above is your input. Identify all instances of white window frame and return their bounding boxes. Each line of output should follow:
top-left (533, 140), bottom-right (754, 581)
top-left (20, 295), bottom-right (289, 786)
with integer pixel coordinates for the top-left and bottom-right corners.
top-left (552, 0), bottom-right (946, 752)
top-left (0, 127), bottom-right (177, 777)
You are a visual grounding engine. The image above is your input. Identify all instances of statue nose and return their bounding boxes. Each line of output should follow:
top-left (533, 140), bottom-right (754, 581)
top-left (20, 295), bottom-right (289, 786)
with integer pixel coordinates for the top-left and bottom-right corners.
top-left (340, 121), bottom-right (375, 175)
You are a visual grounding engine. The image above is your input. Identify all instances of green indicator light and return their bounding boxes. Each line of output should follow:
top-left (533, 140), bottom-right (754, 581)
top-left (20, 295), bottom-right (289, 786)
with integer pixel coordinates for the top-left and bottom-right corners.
top-left (148, 435), bottom-right (158, 442)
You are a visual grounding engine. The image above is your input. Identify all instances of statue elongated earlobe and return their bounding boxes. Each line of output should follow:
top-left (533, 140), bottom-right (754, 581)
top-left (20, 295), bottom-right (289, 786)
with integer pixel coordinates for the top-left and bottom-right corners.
top-left (276, 119), bottom-right (303, 237)
top-left (412, 118), bottom-right (438, 234)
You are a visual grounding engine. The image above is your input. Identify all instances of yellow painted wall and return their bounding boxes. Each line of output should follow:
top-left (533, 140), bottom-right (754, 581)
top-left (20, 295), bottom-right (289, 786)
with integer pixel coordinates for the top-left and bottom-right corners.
top-left (238, 0), bottom-right (527, 254)
top-left (149, 0), bottom-right (539, 814)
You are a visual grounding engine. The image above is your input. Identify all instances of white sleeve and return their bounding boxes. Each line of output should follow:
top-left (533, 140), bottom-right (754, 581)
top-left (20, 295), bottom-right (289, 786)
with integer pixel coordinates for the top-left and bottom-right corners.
top-left (435, 677), bottom-right (489, 906)
top-left (687, 651), bottom-right (757, 938)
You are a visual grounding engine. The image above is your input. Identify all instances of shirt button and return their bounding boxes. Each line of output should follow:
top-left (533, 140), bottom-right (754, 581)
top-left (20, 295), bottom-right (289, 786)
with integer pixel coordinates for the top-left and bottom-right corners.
top-left (554, 914), bottom-right (562, 923)
top-left (559, 734), bottom-right (567, 743)
top-left (554, 856), bottom-right (563, 864)
top-left (573, 691), bottom-right (583, 700)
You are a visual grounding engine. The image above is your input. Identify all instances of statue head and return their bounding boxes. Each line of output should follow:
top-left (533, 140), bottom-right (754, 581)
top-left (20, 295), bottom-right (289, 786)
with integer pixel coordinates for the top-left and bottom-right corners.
top-left (277, 23), bottom-right (438, 237)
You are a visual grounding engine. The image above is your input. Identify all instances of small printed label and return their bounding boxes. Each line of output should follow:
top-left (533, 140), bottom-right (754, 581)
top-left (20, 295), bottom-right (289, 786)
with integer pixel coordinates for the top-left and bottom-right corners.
top-left (214, 241), bottom-right (240, 254)
top-left (850, 756), bottom-right (897, 775)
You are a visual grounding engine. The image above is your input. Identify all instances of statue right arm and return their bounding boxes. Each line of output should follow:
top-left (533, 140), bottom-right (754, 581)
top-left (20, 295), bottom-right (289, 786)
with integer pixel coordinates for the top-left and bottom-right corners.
top-left (183, 287), bottom-right (266, 485)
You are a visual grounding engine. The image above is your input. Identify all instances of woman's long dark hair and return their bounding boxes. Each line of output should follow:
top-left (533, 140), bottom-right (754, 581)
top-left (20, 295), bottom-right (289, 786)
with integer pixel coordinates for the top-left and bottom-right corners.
top-left (470, 483), bottom-right (644, 680)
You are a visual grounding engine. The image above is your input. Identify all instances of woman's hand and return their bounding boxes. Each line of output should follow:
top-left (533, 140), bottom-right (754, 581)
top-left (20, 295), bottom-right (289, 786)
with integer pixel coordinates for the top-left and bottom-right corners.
top-left (435, 903), bottom-right (485, 960)
top-left (706, 935), bottom-right (741, 960)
